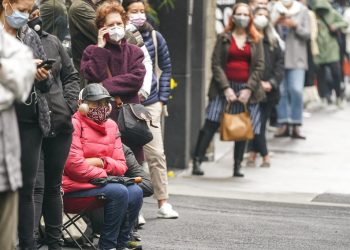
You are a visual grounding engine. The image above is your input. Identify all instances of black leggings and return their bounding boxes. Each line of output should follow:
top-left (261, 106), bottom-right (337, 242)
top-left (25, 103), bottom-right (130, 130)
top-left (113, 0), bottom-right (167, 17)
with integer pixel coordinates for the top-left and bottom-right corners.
top-left (250, 101), bottom-right (274, 157)
top-left (18, 122), bottom-right (43, 250)
top-left (195, 119), bottom-right (246, 163)
top-left (317, 61), bottom-right (342, 98)
top-left (34, 133), bottom-right (72, 249)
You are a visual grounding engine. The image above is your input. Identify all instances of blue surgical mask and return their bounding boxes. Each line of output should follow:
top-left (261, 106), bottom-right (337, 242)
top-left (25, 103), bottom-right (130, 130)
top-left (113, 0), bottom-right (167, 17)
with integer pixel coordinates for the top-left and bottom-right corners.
top-left (5, 2), bottom-right (29, 29)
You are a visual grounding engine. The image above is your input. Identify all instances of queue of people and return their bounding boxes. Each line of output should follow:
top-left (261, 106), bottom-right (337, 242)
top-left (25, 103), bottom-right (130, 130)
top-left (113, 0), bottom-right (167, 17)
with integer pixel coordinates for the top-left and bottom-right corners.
top-left (0, 0), bottom-right (177, 249)
top-left (1, 0), bottom-right (350, 249)
top-left (192, 0), bottom-right (349, 176)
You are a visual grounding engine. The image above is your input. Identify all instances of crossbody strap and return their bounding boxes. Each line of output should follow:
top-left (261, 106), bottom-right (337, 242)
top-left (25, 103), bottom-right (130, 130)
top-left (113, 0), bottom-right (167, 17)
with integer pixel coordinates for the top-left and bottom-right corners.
top-left (151, 30), bottom-right (161, 92)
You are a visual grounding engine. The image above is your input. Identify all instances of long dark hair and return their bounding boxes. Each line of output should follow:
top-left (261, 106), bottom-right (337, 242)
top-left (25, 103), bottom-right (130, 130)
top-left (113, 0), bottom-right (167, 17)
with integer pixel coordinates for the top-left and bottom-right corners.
top-left (122, 0), bottom-right (150, 11)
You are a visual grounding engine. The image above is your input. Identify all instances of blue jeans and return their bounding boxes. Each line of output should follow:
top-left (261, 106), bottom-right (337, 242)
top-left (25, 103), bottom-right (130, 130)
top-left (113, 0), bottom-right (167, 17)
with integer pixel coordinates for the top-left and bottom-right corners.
top-left (65, 184), bottom-right (143, 250)
top-left (277, 69), bottom-right (305, 125)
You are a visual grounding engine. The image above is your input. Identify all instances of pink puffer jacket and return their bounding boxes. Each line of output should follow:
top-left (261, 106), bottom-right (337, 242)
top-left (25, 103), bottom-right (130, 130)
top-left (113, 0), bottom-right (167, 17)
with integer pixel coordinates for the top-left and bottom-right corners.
top-left (62, 112), bottom-right (128, 193)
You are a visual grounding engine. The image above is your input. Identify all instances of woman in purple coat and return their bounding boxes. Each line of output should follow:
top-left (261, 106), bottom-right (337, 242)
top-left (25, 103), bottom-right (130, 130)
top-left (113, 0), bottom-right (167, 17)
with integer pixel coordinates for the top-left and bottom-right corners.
top-left (80, 1), bottom-right (146, 163)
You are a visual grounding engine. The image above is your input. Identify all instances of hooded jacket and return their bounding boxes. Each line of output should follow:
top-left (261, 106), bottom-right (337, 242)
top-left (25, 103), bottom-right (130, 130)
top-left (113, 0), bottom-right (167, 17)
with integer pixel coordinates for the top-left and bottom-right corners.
top-left (312, 0), bottom-right (348, 64)
top-left (62, 112), bottom-right (128, 193)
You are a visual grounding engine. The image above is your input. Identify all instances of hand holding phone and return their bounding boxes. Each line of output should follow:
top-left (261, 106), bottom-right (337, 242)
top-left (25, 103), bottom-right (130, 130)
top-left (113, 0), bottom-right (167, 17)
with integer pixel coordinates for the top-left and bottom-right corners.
top-left (98, 27), bottom-right (109, 48)
top-left (37, 59), bottom-right (56, 70)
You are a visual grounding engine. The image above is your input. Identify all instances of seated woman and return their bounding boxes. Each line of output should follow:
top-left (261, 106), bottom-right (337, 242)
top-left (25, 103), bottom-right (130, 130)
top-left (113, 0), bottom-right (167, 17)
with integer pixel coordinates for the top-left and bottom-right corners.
top-left (62, 83), bottom-right (143, 250)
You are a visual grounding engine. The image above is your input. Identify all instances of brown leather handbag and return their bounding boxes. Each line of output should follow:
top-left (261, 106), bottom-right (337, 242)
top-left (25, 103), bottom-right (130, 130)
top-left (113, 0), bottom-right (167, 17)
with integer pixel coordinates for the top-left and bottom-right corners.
top-left (220, 103), bottom-right (254, 141)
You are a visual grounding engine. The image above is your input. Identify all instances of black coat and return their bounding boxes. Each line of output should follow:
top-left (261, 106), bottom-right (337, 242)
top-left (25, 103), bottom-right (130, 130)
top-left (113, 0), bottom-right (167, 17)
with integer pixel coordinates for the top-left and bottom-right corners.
top-left (123, 145), bottom-right (153, 197)
top-left (261, 36), bottom-right (284, 104)
top-left (41, 32), bottom-right (80, 136)
top-left (15, 25), bottom-right (53, 123)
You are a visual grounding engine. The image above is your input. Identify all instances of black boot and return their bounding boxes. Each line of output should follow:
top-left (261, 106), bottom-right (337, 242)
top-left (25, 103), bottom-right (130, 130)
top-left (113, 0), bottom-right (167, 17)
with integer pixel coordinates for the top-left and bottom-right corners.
top-left (191, 124), bottom-right (218, 176)
top-left (233, 161), bottom-right (244, 177)
top-left (233, 141), bottom-right (245, 177)
top-left (192, 157), bottom-right (204, 176)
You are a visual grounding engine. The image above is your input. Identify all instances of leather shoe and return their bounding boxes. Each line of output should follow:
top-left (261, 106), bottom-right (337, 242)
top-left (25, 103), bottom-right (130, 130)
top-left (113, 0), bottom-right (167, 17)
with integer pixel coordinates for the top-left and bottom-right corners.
top-left (274, 125), bottom-right (289, 138)
top-left (291, 126), bottom-right (306, 140)
top-left (291, 131), bottom-right (306, 139)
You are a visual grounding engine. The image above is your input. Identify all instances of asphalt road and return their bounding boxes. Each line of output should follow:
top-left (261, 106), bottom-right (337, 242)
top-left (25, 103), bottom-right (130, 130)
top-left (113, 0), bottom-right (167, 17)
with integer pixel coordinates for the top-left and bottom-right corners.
top-left (141, 195), bottom-right (350, 250)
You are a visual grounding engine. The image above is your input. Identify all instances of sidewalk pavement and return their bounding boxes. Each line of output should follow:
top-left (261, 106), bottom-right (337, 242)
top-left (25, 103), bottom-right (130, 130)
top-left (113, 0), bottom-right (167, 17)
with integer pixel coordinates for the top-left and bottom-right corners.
top-left (167, 102), bottom-right (350, 206)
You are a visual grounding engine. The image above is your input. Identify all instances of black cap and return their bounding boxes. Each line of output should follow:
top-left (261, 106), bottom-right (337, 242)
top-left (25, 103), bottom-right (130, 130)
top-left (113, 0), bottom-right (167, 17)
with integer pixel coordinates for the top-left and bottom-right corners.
top-left (80, 83), bottom-right (114, 101)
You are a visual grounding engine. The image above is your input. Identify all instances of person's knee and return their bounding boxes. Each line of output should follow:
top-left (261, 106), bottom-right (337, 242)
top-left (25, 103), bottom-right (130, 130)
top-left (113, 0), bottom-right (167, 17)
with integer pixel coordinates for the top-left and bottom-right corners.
top-left (291, 84), bottom-right (303, 97)
top-left (128, 185), bottom-right (143, 203)
top-left (43, 184), bottom-right (61, 198)
top-left (105, 184), bottom-right (128, 202)
top-left (127, 185), bottom-right (143, 213)
top-left (203, 120), bottom-right (220, 133)
top-left (19, 184), bottom-right (35, 202)
top-left (148, 148), bottom-right (165, 162)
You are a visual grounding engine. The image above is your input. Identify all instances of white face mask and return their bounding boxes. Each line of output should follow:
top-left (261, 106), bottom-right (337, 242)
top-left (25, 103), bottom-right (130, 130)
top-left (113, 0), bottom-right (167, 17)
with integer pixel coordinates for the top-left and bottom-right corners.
top-left (254, 15), bottom-right (269, 30)
top-left (281, 0), bottom-right (294, 7)
top-left (233, 15), bottom-right (250, 29)
top-left (125, 23), bottom-right (137, 32)
top-left (128, 13), bottom-right (147, 27)
top-left (108, 26), bottom-right (125, 43)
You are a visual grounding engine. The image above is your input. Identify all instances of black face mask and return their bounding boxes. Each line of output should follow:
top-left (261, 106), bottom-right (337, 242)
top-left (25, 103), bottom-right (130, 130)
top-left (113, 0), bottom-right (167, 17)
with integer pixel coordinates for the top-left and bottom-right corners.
top-left (316, 9), bottom-right (328, 17)
top-left (28, 17), bottom-right (43, 37)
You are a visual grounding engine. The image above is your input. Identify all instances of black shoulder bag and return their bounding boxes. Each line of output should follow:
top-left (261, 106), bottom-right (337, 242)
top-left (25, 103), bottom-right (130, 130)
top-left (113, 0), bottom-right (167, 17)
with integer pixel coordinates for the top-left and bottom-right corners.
top-left (106, 67), bottom-right (156, 146)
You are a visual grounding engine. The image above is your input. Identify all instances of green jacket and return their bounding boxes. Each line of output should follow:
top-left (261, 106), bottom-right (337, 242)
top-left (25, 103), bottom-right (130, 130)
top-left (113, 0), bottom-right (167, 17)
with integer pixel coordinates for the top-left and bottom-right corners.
top-left (68, 0), bottom-right (98, 73)
top-left (208, 32), bottom-right (265, 104)
top-left (312, 0), bottom-right (348, 64)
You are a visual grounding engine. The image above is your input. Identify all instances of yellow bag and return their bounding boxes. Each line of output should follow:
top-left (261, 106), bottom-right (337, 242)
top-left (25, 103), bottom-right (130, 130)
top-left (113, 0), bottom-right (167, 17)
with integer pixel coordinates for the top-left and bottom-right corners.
top-left (220, 103), bottom-right (254, 141)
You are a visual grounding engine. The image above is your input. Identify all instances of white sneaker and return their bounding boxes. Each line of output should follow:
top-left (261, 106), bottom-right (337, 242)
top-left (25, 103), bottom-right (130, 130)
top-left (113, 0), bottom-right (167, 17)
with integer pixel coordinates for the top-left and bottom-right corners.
top-left (157, 203), bottom-right (179, 219)
top-left (138, 213), bottom-right (146, 226)
top-left (336, 98), bottom-right (346, 109)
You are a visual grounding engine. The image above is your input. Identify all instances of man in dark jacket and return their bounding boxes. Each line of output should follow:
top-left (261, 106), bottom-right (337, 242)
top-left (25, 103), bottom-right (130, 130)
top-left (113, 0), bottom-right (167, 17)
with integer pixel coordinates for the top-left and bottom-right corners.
top-left (68, 0), bottom-right (98, 77)
top-left (40, 0), bottom-right (69, 42)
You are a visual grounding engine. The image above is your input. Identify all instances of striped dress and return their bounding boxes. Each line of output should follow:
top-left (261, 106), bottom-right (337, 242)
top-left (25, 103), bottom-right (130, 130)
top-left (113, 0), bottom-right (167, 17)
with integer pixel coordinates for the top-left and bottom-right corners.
top-left (206, 82), bottom-right (261, 134)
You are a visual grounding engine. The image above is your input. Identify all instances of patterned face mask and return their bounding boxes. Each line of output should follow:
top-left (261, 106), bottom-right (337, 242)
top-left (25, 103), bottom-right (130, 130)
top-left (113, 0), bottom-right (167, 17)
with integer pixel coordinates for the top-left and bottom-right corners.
top-left (87, 105), bottom-right (110, 124)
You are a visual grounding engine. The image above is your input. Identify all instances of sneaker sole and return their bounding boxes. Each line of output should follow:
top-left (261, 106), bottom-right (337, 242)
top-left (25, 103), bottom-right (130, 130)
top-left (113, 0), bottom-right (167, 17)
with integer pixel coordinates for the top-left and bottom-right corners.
top-left (156, 214), bottom-right (179, 219)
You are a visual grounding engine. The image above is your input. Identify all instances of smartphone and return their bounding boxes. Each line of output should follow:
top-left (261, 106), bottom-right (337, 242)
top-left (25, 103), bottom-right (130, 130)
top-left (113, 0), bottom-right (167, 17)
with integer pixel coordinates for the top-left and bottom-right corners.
top-left (103, 32), bottom-right (110, 40)
top-left (37, 59), bottom-right (56, 70)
